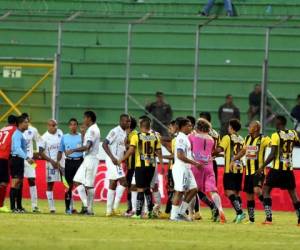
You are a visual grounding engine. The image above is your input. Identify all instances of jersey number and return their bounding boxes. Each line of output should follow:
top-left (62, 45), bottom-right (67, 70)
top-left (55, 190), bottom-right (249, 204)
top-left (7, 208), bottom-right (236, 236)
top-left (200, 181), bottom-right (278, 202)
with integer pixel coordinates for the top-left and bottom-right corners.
top-left (282, 141), bottom-right (293, 154)
top-left (0, 131), bottom-right (9, 145)
top-left (233, 143), bottom-right (242, 155)
top-left (144, 141), bottom-right (154, 155)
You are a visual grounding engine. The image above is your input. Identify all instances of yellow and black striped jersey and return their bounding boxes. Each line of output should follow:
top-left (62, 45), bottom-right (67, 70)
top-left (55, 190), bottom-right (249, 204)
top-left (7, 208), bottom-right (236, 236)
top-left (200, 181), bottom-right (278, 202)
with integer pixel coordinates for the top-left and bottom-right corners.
top-left (244, 135), bottom-right (271, 175)
top-left (127, 130), bottom-right (138, 169)
top-left (219, 133), bottom-right (244, 174)
top-left (168, 137), bottom-right (176, 170)
top-left (271, 129), bottom-right (299, 171)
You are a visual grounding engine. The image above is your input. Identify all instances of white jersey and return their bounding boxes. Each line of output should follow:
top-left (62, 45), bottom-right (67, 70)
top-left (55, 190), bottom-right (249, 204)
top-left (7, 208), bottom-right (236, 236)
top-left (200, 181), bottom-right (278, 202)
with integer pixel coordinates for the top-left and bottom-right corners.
top-left (40, 129), bottom-right (63, 160)
top-left (84, 123), bottom-right (100, 157)
top-left (24, 126), bottom-right (40, 158)
top-left (174, 131), bottom-right (192, 167)
top-left (105, 125), bottom-right (127, 160)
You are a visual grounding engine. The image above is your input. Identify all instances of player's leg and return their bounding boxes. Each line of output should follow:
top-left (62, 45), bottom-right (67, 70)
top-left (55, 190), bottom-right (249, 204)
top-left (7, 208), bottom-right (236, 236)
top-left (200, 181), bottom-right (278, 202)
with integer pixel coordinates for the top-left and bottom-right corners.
top-left (85, 157), bottom-right (99, 215)
top-left (106, 180), bottom-right (117, 215)
top-left (151, 168), bottom-right (161, 215)
top-left (24, 160), bottom-right (39, 212)
top-left (202, 0), bottom-right (215, 15)
top-left (253, 173), bottom-right (265, 204)
top-left (164, 169), bottom-right (174, 216)
top-left (125, 168), bottom-right (134, 214)
top-left (46, 182), bottom-right (55, 213)
top-left (170, 191), bottom-right (183, 220)
top-left (144, 167), bottom-right (155, 218)
top-left (133, 168), bottom-right (146, 218)
top-left (246, 193), bottom-right (255, 223)
top-left (0, 159), bottom-right (10, 212)
top-left (73, 160), bottom-right (88, 212)
top-left (262, 184), bottom-right (273, 223)
top-left (287, 188), bottom-right (300, 225)
top-left (113, 177), bottom-right (127, 214)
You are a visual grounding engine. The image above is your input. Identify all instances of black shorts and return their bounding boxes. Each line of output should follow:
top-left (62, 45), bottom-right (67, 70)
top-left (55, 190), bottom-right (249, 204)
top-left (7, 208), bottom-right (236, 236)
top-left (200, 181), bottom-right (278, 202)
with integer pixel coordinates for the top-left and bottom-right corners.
top-left (213, 160), bottom-right (218, 184)
top-left (65, 158), bottom-right (83, 184)
top-left (126, 168), bottom-right (135, 187)
top-left (223, 173), bottom-right (243, 191)
top-left (135, 167), bottom-right (155, 189)
top-left (0, 159), bottom-right (9, 183)
top-left (167, 169), bottom-right (174, 190)
top-left (10, 156), bottom-right (24, 179)
top-left (243, 173), bottom-right (265, 194)
top-left (265, 168), bottom-right (296, 190)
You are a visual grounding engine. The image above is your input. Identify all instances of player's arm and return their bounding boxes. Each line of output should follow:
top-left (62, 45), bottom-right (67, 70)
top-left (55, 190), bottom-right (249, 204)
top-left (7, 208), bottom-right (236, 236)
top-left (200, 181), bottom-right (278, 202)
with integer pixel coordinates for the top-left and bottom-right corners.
top-left (39, 147), bottom-right (58, 168)
top-left (102, 139), bottom-right (118, 165)
top-left (177, 149), bottom-right (202, 169)
top-left (119, 146), bottom-right (135, 164)
top-left (66, 141), bottom-right (92, 156)
top-left (258, 145), bottom-right (277, 173)
top-left (233, 147), bottom-right (246, 161)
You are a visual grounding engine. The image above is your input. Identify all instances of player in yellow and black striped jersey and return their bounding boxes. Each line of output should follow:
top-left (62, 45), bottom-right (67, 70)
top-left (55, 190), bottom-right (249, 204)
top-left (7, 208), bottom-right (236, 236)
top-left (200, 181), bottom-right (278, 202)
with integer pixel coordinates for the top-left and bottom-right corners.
top-left (214, 119), bottom-right (246, 223)
top-left (120, 117), bottom-right (163, 219)
top-left (259, 115), bottom-right (300, 225)
top-left (232, 121), bottom-right (271, 223)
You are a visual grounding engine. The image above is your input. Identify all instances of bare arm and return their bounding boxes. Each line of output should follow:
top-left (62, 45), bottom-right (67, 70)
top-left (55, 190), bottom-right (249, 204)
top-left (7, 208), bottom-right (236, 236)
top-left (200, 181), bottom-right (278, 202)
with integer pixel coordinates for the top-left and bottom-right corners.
top-left (102, 140), bottom-right (118, 165)
top-left (66, 141), bottom-right (92, 156)
top-left (119, 146), bottom-right (135, 164)
top-left (233, 148), bottom-right (246, 161)
top-left (177, 150), bottom-right (202, 169)
top-left (39, 147), bottom-right (57, 168)
top-left (262, 146), bottom-right (277, 168)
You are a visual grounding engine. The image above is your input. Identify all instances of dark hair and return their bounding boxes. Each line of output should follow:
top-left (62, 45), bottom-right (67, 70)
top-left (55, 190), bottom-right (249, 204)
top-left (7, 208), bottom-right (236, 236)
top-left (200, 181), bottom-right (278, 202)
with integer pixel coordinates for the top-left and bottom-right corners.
top-left (226, 94), bottom-right (232, 99)
top-left (120, 113), bottom-right (130, 120)
top-left (84, 111), bottom-right (96, 123)
top-left (196, 119), bottom-right (210, 133)
top-left (186, 116), bottom-right (196, 127)
top-left (7, 115), bottom-right (17, 125)
top-left (139, 115), bottom-right (151, 123)
top-left (156, 91), bottom-right (163, 97)
top-left (177, 118), bottom-right (191, 130)
top-left (139, 117), bottom-right (151, 129)
top-left (276, 115), bottom-right (287, 126)
top-left (68, 118), bottom-right (78, 125)
top-left (21, 113), bottom-right (29, 119)
top-left (17, 115), bottom-right (28, 126)
top-left (229, 119), bottom-right (241, 132)
top-left (130, 116), bottom-right (137, 130)
top-left (170, 120), bottom-right (177, 126)
top-left (199, 112), bottom-right (211, 122)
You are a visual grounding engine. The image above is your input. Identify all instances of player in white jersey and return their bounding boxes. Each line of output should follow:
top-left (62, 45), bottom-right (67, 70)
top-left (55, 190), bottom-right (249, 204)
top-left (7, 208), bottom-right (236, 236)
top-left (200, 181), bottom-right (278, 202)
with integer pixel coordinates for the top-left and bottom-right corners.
top-left (102, 114), bottom-right (131, 216)
top-left (39, 119), bottom-right (63, 213)
top-left (70, 111), bottom-right (100, 215)
top-left (171, 118), bottom-right (202, 221)
top-left (22, 113), bottom-right (41, 212)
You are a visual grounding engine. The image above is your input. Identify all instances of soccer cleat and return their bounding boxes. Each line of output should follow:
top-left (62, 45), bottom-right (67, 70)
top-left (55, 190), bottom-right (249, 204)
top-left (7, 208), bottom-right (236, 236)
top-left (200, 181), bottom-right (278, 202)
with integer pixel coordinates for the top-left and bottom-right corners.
top-left (131, 214), bottom-right (142, 219)
top-left (17, 208), bottom-right (27, 213)
top-left (219, 211), bottom-right (227, 224)
top-left (65, 209), bottom-right (73, 215)
top-left (112, 209), bottom-right (122, 216)
top-left (12, 208), bottom-right (19, 213)
top-left (0, 206), bottom-right (11, 213)
top-left (79, 207), bottom-right (88, 215)
top-left (124, 210), bottom-right (135, 217)
top-left (262, 220), bottom-right (273, 225)
top-left (232, 215), bottom-right (237, 223)
top-left (174, 214), bottom-right (193, 222)
top-left (50, 210), bottom-right (56, 214)
top-left (212, 208), bottom-right (219, 222)
top-left (193, 211), bottom-right (202, 220)
top-left (32, 207), bottom-right (41, 213)
top-left (159, 212), bottom-right (170, 219)
top-left (244, 220), bottom-right (255, 225)
top-left (86, 211), bottom-right (95, 216)
top-left (106, 212), bottom-right (113, 217)
top-left (235, 213), bottom-right (246, 224)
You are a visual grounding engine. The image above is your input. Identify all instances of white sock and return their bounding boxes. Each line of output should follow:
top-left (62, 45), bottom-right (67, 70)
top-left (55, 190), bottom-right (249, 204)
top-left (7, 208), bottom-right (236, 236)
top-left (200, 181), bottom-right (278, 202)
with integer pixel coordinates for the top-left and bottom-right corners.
top-left (107, 189), bottom-right (115, 213)
top-left (76, 185), bottom-right (87, 207)
top-left (143, 196), bottom-right (148, 213)
top-left (131, 191), bottom-right (137, 212)
top-left (178, 201), bottom-right (189, 215)
top-left (170, 205), bottom-right (179, 220)
top-left (87, 188), bottom-right (95, 213)
top-left (113, 185), bottom-right (126, 210)
top-left (153, 191), bottom-right (161, 207)
top-left (30, 186), bottom-right (38, 209)
top-left (46, 191), bottom-right (55, 211)
top-left (211, 192), bottom-right (224, 212)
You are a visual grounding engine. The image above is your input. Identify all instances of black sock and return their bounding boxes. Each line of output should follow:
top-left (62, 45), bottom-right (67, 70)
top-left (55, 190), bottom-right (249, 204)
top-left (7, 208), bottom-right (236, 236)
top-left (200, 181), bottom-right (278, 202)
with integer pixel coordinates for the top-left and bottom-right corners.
top-left (165, 191), bottom-right (173, 214)
top-left (194, 195), bottom-right (199, 212)
top-left (136, 192), bottom-right (144, 216)
top-left (258, 195), bottom-right (264, 203)
top-left (144, 189), bottom-right (153, 212)
top-left (237, 196), bottom-right (242, 207)
top-left (247, 200), bottom-right (255, 222)
top-left (198, 191), bottom-right (215, 210)
top-left (229, 194), bottom-right (243, 215)
top-left (293, 201), bottom-right (300, 223)
top-left (65, 190), bottom-right (71, 211)
top-left (127, 191), bottom-right (132, 212)
top-left (263, 197), bottom-right (272, 222)
top-left (16, 184), bottom-right (23, 209)
top-left (10, 188), bottom-right (16, 210)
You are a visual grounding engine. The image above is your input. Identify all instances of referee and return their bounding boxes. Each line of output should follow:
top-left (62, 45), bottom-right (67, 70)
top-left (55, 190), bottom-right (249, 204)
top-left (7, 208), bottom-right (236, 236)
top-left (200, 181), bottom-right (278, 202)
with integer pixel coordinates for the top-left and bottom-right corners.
top-left (10, 115), bottom-right (34, 213)
top-left (57, 118), bottom-right (83, 214)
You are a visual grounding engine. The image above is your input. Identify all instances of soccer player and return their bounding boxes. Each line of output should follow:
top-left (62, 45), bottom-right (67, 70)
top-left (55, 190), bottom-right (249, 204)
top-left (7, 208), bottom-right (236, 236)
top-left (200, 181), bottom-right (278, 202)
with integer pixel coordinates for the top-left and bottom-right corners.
top-left (189, 118), bottom-right (226, 223)
top-left (0, 115), bottom-right (17, 212)
top-left (22, 113), bottom-right (41, 213)
top-left (258, 115), bottom-right (300, 225)
top-left (170, 118), bottom-right (201, 221)
top-left (39, 119), bottom-right (63, 213)
top-left (71, 111), bottom-right (100, 215)
top-left (57, 118), bottom-right (83, 214)
top-left (232, 121), bottom-right (271, 223)
top-left (119, 117), bottom-right (163, 219)
top-left (103, 114), bottom-right (131, 216)
top-left (214, 119), bottom-right (246, 223)
top-left (10, 115), bottom-right (34, 212)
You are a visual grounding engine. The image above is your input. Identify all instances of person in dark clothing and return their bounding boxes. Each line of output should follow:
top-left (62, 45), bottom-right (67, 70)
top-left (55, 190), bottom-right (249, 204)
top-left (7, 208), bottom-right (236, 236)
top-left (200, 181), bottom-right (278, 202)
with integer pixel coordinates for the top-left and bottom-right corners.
top-left (145, 92), bottom-right (173, 137)
top-left (218, 94), bottom-right (240, 137)
top-left (291, 94), bottom-right (300, 134)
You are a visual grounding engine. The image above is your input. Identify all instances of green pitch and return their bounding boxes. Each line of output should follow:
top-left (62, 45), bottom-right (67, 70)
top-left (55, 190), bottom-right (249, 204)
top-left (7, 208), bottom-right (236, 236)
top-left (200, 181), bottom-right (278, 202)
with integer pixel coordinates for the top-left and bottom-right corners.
top-left (1, 199), bottom-right (300, 250)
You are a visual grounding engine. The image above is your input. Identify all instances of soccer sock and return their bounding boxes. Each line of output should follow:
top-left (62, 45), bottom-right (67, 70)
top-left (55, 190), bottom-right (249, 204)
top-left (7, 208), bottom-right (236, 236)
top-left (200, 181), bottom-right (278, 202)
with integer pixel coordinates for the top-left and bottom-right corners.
top-left (0, 185), bottom-right (7, 207)
top-left (165, 191), bottom-right (173, 214)
top-left (237, 196), bottom-right (242, 207)
top-left (178, 201), bottom-right (190, 216)
top-left (65, 190), bottom-right (71, 211)
top-left (258, 195), bottom-right (264, 203)
top-left (170, 205), bottom-right (179, 220)
top-left (293, 201), bottom-right (300, 223)
top-left (229, 194), bottom-right (243, 215)
top-left (9, 187), bottom-right (17, 210)
top-left (189, 197), bottom-right (196, 216)
top-left (211, 192), bottom-right (224, 212)
top-left (16, 184), bottom-right (23, 209)
top-left (87, 188), bottom-right (95, 213)
top-left (136, 192), bottom-right (145, 216)
top-left (263, 197), bottom-right (272, 222)
top-left (247, 200), bottom-right (255, 222)
top-left (76, 185), bottom-right (88, 208)
top-left (106, 189), bottom-right (116, 213)
top-left (29, 186), bottom-right (38, 209)
top-left (143, 196), bottom-right (149, 213)
top-left (127, 191), bottom-right (132, 212)
top-left (113, 185), bottom-right (126, 211)
top-left (198, 191), bottom-right (215, 210)
top-left (144, 189), bottom-right (154, 212)
top-left (153, 191), bottom-right (161, 208)
top-left (131, 191), bottom-right (137, 212)
top-left (194, 195), bottom-right (199, 213)
top-left (46, 191), bottom-right (55, 211)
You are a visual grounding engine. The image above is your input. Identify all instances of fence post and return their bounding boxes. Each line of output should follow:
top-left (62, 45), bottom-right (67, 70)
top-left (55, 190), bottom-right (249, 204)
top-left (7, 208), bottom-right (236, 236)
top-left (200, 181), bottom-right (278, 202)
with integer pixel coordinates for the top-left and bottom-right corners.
top-left (125, 23), bottom-right (132, 114)
top-left (193, 25), bottom-right (200, 118)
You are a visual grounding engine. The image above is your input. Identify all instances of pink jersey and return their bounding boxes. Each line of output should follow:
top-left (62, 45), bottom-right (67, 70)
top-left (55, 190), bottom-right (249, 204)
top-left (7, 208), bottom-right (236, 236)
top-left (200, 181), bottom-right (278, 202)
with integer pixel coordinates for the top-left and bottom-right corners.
top-left (189, 132), bottom-right (214, 165)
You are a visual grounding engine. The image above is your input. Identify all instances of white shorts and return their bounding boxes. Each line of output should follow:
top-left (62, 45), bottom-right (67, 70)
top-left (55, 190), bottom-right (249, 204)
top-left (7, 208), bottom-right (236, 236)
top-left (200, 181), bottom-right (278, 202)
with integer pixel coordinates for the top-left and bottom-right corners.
top-left (172, 164), bottom-right (197, 192)
top-left (24, 160), bottom-right (36, 178)
top-left (150, 167), bottom-right (159, 188)
top-left (73, 155), bottom-right (99, 187)
top-left (46, 162), bottom-right (61, 183)
top-left (105, 158), bottom-right (125, 181)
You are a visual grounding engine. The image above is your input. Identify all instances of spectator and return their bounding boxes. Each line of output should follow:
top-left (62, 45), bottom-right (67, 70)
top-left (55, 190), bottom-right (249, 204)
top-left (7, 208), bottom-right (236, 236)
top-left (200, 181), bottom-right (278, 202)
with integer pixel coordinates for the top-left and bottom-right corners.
top-left (146, 91), bottom-right (173, 137)
top-left (218, 94), bottom-right (240, 137)
top-left (291, 94), bottom-right (300, 133)
top-left (201, 0), bottom-right (234, 17)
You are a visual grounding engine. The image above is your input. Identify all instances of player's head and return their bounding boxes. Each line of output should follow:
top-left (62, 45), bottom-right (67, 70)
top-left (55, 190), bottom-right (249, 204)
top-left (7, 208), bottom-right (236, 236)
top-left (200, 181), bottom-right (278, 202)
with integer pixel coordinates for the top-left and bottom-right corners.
top-left (177, 118), bottom-right (192, 135)
top-left (228, 119), bottom-right (241, 134)
top-left (196, 118), bottom-right (211, 133)
top-left (68, 118), bottom-right (78, 133)
top-left (7, 115), bottom-right (17, 126)
top-left (248, 120), bottom-right (261, 136)
top-left (139, 115), bottom-right (151, 123)
top-left (84, 111), bottom-right (96, 126)
top-left (225, 94), bottom-right (233, 105)
top-left (254, 84), bottom-right (261, 94)
top-left (156, 91), bottom-right (164, 103)
top-left (119, 114), bottom-right (131, 130)
top-left (17, 115), bottom-right (29, 131)
top-left (129, 116), bottom-right (137, 131)
top-left (186, 116), bottom-right (196, 129)
top-left (139, 117), bottom-right (151, 132)
top-left (199, 112), bottom-right (211, 122)
top-left (275, 115), bottom-right (287, 130)
top-left (47, 119), bottom-right (57, 134)
top-left (21, 112), bottom-right (30, 122)
top-left (168, 120), bottom-right (178, 135)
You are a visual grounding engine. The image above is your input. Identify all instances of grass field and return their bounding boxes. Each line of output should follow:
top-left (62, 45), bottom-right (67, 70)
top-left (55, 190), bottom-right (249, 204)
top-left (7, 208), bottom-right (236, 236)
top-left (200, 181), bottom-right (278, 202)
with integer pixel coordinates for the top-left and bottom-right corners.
top-left (1, 199), bottom-right (300, 250)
